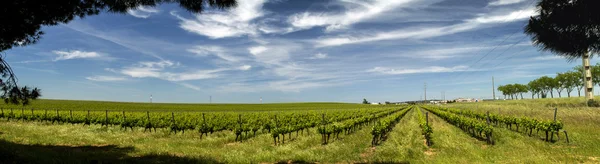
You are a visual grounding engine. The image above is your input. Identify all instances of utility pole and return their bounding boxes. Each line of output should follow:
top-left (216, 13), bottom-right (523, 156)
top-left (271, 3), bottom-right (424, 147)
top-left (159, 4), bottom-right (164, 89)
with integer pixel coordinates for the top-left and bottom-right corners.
top-left (492, 76), bottom-right (496, 100)
top-left (424, 82), bottom-right (427, 102)
top-left (442, 91), bottom-right (445, 102)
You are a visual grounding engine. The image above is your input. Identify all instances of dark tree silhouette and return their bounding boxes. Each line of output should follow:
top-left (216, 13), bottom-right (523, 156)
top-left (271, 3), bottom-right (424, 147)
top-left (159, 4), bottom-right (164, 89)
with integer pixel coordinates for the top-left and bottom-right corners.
top-left (524, 0), bottom-right (600, 101)
top-left (362, 98), bottom-right (370, 104)
top-left (0, 0), bottom-right (237, 105)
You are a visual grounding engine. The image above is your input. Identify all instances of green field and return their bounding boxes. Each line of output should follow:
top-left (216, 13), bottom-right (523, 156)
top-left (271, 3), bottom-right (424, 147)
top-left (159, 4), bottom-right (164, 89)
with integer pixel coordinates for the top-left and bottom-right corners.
top-left (0, 98), bottom-right (598, 163)
top-left (0, 99), bottom-right (368, 112)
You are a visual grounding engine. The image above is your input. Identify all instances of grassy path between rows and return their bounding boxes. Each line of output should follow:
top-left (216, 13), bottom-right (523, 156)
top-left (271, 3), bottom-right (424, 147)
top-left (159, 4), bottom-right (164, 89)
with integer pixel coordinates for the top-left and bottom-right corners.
top-left (367, 107), bottom-right (423, 163)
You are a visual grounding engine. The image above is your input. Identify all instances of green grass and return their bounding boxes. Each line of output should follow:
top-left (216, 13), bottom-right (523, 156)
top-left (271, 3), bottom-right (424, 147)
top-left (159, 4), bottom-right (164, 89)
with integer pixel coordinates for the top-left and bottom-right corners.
top-left (0, 97), bottom-right (598, 163)
top-left (0, 99), bottom-right (368, 112)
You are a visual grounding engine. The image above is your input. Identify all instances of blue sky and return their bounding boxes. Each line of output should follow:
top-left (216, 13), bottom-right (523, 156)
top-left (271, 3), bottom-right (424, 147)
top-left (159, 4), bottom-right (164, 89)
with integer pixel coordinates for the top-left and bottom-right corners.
top-left (5, 0), bottom-right (598, 103)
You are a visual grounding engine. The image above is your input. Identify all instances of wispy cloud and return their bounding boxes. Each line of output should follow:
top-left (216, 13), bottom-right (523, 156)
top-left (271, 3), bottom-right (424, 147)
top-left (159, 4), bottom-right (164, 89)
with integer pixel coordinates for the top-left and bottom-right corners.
top-left (248, 46), bottom-right (269, 55)
top-left (248, 45), bottom-right (294, 65)
top-left (309, 53), bottom-right (328, 59)
top-left (13, 60), bottom-right (51, 64)
top-left (288, 0), bottom-right (416, 32)
top-left (467, 7), bottom-right (536, 24)
top-left (177, 82), bottom-right (201, 91)
top-left (86, 76), bottom-right (128, 82)
top-left (52, 50), bottom-right (110, 61)
top-left (315, 6), bottom-right (536, 47)
top-left (403, 47), bottom-right (486, 60)
top-left (116, 60), bottom-right (250, 82)
top-left (127, 6), bottom-right (159, 18)
top-left (531, 56), bottom-right (563, 61)
top-left (65, 22), bottom-right (173, 60)
top-left (218, 79), bottom-right (338, 93)
top-left (13, 66), bottom-right (60, 74)
top-left (187, 45), bottom-right (245, 63)
top-left (488, 0), bottom-right (527, 6)
top-left (171, 0), bottom-right (268, 38)
top-left (368, 65), bottom-right (471, 75)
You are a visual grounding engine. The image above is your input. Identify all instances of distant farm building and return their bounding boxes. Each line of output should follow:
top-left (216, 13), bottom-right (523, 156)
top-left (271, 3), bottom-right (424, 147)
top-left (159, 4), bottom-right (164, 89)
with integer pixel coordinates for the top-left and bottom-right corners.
top-left (454, 98), bottom-right (480, 102)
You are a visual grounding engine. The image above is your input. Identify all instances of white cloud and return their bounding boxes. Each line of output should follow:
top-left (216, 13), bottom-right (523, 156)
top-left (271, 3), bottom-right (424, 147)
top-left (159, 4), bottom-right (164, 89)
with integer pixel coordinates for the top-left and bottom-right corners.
top-left (116, 60), bottom-right (249, 82)
top-left (238, 65), bottom-right (252, 71)
top-left (368, 65), bottom-right (470, 75)
top-left (52, 50), bottom-right (107, 61)
top-left (138, 60), bottom-right (178, 68)
top-left (315, 7), bottom-right (537, 47)
top-left (309, 53), bottom-right (328, 59)
top-left (86, 76), bottom-right (128, 82)
top-left (162, 70), bottom-right (221, 81)
top-left (127, 6), bottom-right (159, 18)
top-left (187, 46), bottom-right (245, 62)
top-left (402, 43), bottom-right (528, 60)
top-left (13, 60), bottom-right (51, 64)
top-left (409, 47), bottom-right (485, 60)
top-left (248, 45), bottom-right (292, 65)
top-left (218, 79), bottom-right (333, 92)
top-left (488, 0), bottom-right (527, 6)
top-left (248, 46), bottom-right (268, 55)
top-left (532, 56), bottom-right (563, 61)
top-left (171, 0), bottom-right (268, 38)
top-left (268, 80), bottom-right (327, 92)
top-left (119, 60), bottom-right (176, 79)
top-left (289, 0), bottom-right (415, 32)
top-left (177, 83), bottom-right (201, 91)
top-left (468, 7), bottom-right (536, 24)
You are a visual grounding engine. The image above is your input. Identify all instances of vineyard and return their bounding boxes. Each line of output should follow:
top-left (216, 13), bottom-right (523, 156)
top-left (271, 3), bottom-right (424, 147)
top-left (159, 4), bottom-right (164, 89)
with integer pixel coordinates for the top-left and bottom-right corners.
top-left (0, 99), bottom-right (598, 163)
top-left (0, 105), bottom-right (403, 144)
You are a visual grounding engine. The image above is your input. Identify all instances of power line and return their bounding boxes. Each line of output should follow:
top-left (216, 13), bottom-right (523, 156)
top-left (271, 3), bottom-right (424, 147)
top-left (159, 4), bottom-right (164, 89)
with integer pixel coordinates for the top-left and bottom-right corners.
top-left (459, 35), bottom-right (529, 80)
top-left (473, 35), bottom-right (528, 69)
top-left (447, 0), bottom-right (537, 83)
top-left (490, 44), bottom-right (531, 68)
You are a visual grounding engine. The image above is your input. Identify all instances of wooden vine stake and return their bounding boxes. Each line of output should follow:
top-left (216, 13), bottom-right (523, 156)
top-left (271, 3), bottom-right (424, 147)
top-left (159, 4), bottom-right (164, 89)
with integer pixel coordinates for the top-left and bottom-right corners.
top-left (550, 108), bottom-right (557, 142)
top-left (236, 114), bottom-right (242, 142)
top-left (486, 111), bottom-right (494, 145)
top-left (321, 113), bottom-right (326, 145)
top-left (273, 114), bottom-right (278, 145)
top-left (200, 113), bottom-right (206, 139)
top-left (564, 130), bottom-right (570, 143)
top-left (103, 110), bottom-right (108, 127)
top-left (171, 112), bottom-right (176, 134)
top-left (425, 111), bottom-right (431, 147)
top-left (122, 111), bottom-right (126, 131)
top-left (55, 109), bottom-right (60, 124)
top-left (145, 111), bottom-right (152, 132)
top-left (85, 110), bottom-right (90, 126)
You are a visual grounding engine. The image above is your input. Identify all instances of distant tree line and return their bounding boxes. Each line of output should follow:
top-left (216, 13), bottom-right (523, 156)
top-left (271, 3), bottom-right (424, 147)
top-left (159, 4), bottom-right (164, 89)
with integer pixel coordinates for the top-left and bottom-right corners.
top-left (497, 64), bottom-right (600, 99)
